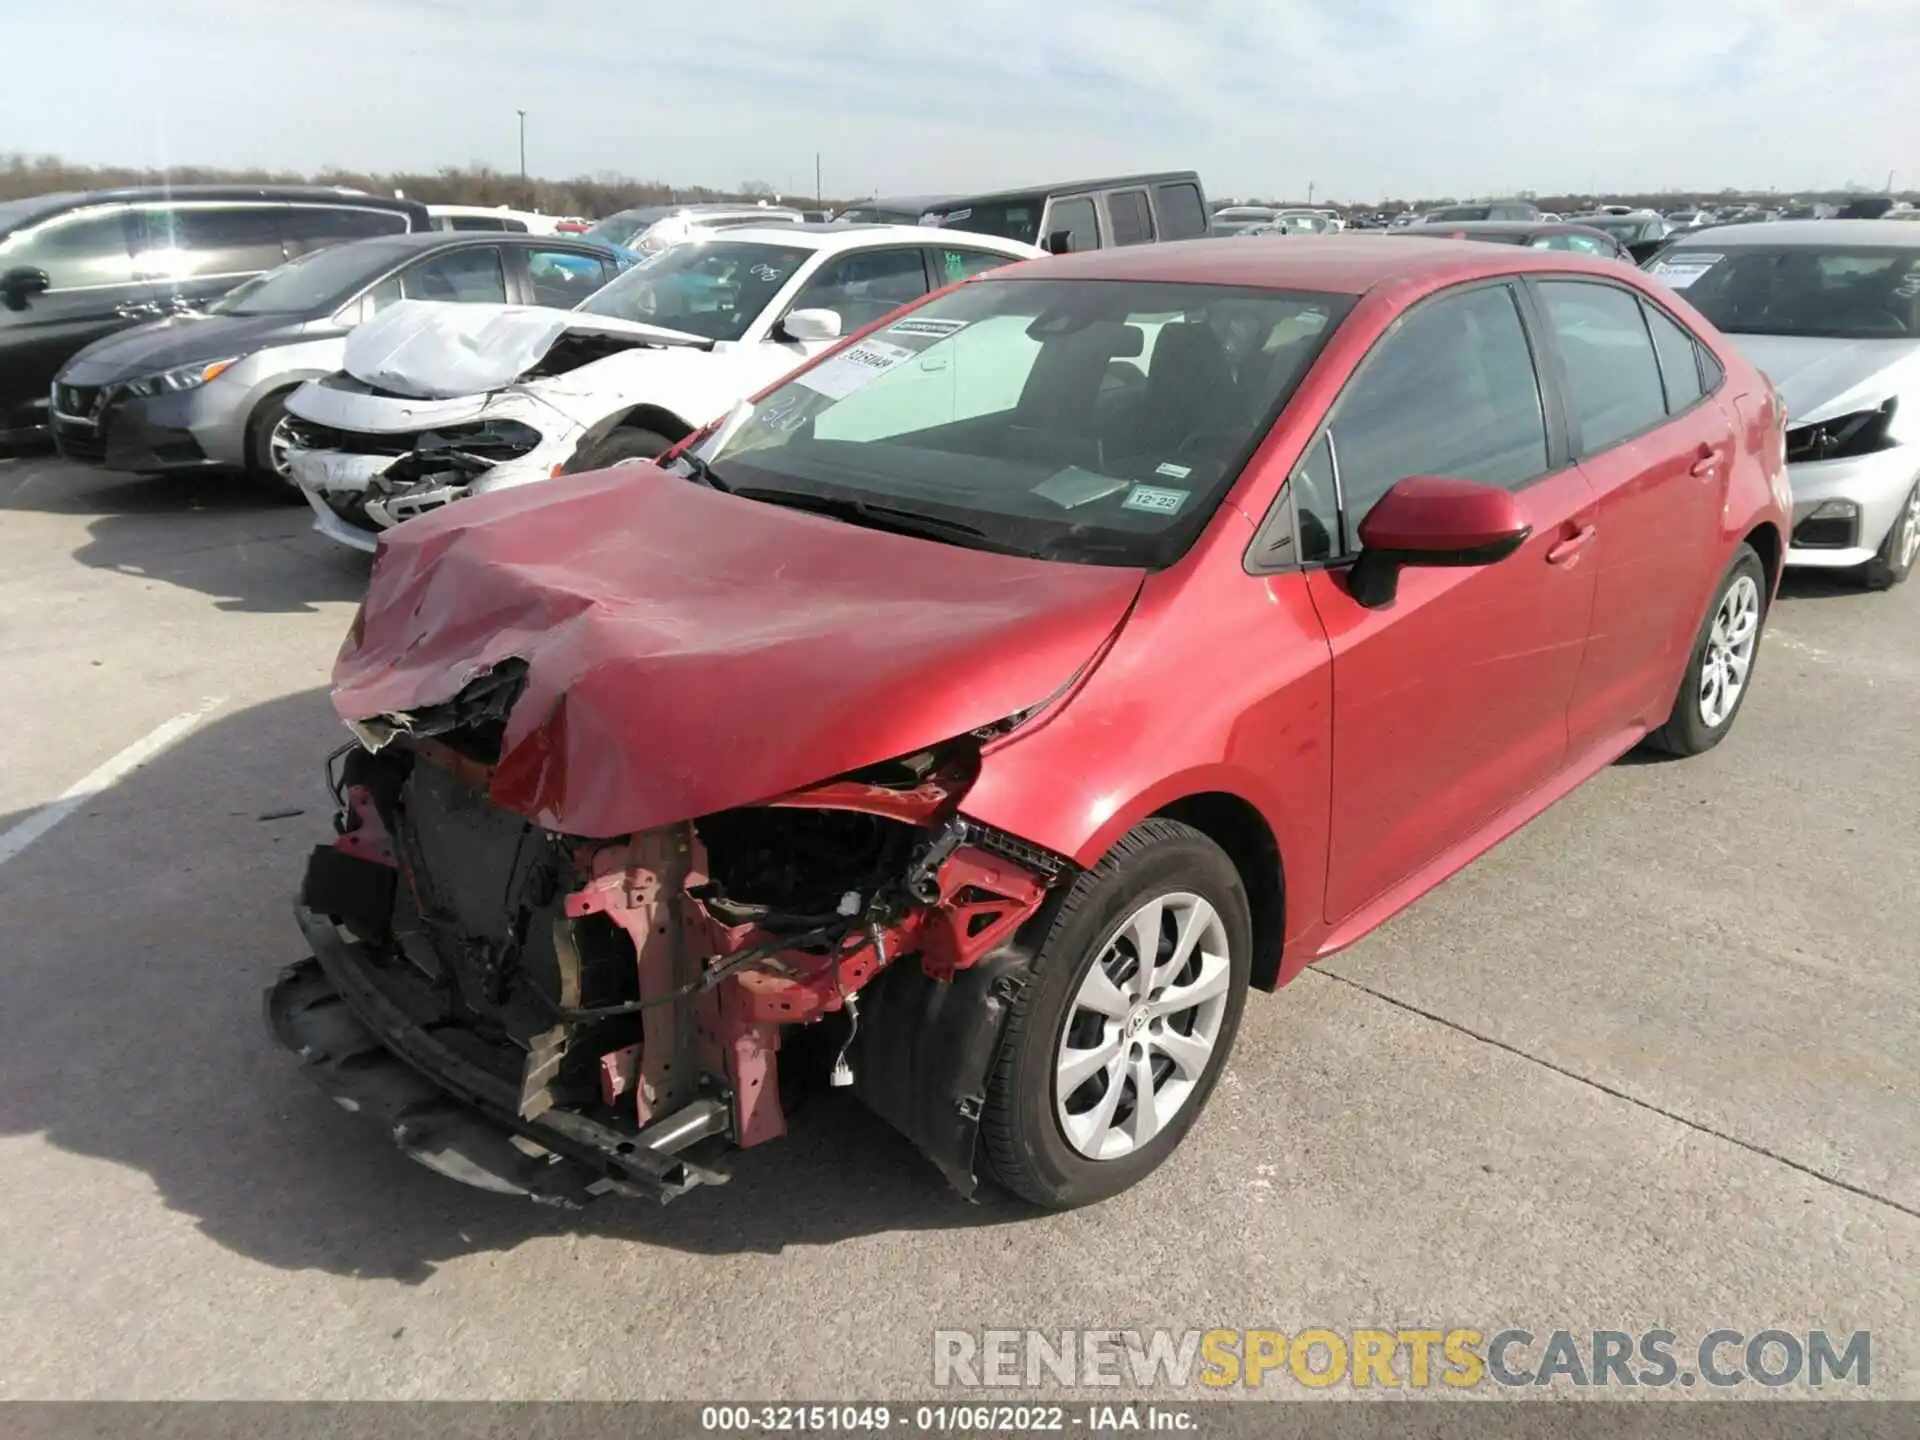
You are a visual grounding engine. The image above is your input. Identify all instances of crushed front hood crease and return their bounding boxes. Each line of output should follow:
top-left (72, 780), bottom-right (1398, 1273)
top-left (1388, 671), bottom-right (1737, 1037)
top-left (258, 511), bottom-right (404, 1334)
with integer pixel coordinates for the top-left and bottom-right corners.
top-left (334, 468), bottom-right (1146, 837)
top-left (1726, 333), bottom-right (1920, 427)
top-left (341, 299), bottom-right (713, 400)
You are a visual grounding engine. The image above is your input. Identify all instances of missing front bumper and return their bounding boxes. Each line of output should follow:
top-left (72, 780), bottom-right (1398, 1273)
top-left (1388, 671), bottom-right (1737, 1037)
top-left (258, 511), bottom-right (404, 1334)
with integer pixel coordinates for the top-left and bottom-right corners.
top-left (266, 907), bottom-right (733, 1206)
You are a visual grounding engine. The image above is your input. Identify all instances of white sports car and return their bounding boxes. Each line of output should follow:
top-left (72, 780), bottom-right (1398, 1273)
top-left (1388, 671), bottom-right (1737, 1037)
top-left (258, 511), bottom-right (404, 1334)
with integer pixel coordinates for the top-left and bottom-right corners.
top-left (283, 224), bottom-right (1042, 552)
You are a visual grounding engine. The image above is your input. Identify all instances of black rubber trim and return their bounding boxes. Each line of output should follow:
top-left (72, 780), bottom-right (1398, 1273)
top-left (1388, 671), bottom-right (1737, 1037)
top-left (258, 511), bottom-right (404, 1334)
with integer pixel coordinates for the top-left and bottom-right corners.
top-left (272, 906), bottom-right (731, 1202)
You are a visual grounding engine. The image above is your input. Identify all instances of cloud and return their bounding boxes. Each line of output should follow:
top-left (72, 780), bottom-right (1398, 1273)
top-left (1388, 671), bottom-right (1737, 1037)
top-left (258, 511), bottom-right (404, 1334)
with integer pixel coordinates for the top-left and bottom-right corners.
top-left (7, 0), bottom-right (1915, 200)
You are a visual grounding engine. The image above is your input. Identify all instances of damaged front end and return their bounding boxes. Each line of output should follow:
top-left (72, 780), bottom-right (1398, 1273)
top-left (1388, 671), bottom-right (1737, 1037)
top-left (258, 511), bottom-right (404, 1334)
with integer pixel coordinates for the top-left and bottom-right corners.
top-left (269, 694), bottom-right (1067, 1206)
top-left (285, 394), bottom-right (561, 551)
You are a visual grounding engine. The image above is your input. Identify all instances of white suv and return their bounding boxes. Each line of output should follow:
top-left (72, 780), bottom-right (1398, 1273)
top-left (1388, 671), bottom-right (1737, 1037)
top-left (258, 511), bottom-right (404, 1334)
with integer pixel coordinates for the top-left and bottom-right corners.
top-left (284, 224), bottom-right (1042, 552)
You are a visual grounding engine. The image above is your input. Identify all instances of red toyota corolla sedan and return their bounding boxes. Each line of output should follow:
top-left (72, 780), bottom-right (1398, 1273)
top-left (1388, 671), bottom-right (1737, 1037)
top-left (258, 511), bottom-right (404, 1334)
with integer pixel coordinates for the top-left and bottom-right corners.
top-left (272, 237), bottom-right (1790, 1211)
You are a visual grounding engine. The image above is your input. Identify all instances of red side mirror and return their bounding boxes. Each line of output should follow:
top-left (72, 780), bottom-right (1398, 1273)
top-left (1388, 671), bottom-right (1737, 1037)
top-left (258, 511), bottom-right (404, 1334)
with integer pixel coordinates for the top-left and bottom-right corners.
top-left (1350, 476), bottom-right (1532, 608)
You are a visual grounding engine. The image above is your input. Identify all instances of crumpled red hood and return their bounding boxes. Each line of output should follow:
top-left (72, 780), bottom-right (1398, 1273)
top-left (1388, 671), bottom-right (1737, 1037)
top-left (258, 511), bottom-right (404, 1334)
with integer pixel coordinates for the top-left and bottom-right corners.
top-left (333, 467), bottom-right (1145, 837)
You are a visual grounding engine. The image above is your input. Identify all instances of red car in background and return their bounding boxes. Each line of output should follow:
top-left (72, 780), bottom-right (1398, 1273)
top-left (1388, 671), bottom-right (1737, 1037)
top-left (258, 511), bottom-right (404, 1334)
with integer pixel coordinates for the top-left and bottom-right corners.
top-left (271, 237), bottom-right (1790, 1212)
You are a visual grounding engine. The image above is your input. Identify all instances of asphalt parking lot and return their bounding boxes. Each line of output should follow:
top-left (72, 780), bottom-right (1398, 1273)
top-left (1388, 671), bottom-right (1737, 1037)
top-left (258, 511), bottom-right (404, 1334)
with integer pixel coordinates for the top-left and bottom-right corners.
top-left (1, 449), bottom-right (1915, 1402)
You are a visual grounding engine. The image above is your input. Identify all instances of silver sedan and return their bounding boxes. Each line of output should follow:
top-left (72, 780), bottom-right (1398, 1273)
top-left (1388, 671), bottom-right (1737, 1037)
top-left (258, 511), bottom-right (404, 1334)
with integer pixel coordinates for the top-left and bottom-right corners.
top-left (1647, 220), bottom-right (1920, 589)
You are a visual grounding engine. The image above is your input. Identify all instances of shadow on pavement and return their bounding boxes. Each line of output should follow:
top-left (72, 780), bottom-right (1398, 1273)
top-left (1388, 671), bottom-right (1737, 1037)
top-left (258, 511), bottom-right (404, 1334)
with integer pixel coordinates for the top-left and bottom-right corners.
top-left (72, 507), bottom-right (371, 615)
top-left (0, 456), bottom-right (370, 614)
top-left (0, 688), bottom-right (1020, 1285)
top-left (0, 456), bottom-right (283, 518)
top-left (1774, 571), bottom-right (1878, 604)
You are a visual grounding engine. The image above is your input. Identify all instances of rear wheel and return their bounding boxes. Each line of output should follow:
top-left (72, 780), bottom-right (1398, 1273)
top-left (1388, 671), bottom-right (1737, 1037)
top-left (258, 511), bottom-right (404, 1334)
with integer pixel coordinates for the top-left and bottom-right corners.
top-left (244, 390), bottom-right (304, 501)
top-left (982, 819), bottom-right (1251, 1209)
top-left (1645, 542), bottom-right (1767, 757)
top-left (1857, 479), bottom-right (1920, 591)
top-left (563, 427), bottom-right (671, 475)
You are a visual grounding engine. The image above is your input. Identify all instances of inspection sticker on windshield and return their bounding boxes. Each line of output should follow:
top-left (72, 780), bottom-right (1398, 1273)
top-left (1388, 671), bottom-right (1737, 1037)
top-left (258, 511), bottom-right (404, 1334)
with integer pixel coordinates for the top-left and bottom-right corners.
top-left (794, 338), bottom-right (916, 399)
top-left (888, 317), bottom-right (969, 339)
top-left (1122, 484), bottom-right (1190, 515)
top-left (1650, 254), bottom-right (1721, 289)
top-left (1154, 462), bottom-right (1193, 479)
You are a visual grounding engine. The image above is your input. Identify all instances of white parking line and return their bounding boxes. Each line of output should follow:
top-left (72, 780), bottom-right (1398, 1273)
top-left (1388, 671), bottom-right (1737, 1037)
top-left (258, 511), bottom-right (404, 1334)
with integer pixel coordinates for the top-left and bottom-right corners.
top-left (0, 698), bottom-right (224, 869)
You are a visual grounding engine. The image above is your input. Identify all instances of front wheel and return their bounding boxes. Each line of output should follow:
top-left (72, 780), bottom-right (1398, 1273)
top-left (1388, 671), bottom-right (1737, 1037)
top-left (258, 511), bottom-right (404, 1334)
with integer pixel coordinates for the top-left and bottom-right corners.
top-left (982, 819), bottom-right (1252, 1209)
top-left (244, 390), bottom-right (306, 502)
top-left (1645, 542), bottom-right (1768, 757)
top-left (1857, 480), bottom-right (1919, 591)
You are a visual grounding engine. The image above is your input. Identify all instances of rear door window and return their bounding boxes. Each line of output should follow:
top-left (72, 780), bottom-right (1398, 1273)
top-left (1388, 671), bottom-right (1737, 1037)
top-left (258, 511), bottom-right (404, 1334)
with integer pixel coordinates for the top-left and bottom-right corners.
top-left (789, 246), bottom-right (932, 332)
top-left (1536, 280), bottom-right (1670, 452)
top-left (1153, 182), bottom-right (1209, 240)
top-left (137, 204), bottom-right (287, 280)
top-left (1642, 302), bottom-right (1706, 413)
top-left (1041, 196), bottom-right (1100, 253)
top-left (397, 246), bottom-right (509, 303)
top-left (282, 207), bottom-right (409, 257)
top-left (523, 245), bottom-right (612, 307)
top-left (1107, 189), bottom-right (1155, 247)
top-left (0, 207), bottom-right (138, 290)
top-left (930, 246), bottom-right (1020, 284)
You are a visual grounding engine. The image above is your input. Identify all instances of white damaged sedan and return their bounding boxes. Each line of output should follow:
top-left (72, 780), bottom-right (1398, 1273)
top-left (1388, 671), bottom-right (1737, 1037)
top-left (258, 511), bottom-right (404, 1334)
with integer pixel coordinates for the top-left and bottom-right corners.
top-left (1647, 219), bottom-right (1920, 589)
top-left (283, 224), bottom-right (1041, 551)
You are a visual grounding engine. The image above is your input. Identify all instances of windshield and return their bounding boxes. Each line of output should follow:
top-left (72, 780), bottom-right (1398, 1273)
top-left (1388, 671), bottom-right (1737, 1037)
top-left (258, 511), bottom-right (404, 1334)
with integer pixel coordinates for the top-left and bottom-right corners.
top-left (1651, 245), bottom-right (1920, 339)
top-left (931, 198), bottom-right (1044, 244)
top-left (703, 277), bottom-right (1354, 567)
top-left (573, 240), bottom-right (812, 341)
top-left (582, 208), bottom-right (670, 248)
top-left (1585, 216), bottom-right (1654, 240)
top-left (210, 243), bottom-right (400, 316)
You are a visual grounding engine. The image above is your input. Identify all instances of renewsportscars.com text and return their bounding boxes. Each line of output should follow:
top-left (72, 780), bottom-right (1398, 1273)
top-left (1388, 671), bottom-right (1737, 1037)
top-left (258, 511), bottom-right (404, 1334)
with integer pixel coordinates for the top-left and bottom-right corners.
top-left (932, 1328), bottom-right (1871, 1391)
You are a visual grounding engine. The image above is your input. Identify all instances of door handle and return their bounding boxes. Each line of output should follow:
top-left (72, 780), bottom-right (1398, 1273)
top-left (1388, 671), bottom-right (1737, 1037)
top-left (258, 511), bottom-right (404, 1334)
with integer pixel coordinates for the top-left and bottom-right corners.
top-left (1546, 525), bottom-right (1596, 565)
top-left (1690, 444), bottom-right (1722, 478)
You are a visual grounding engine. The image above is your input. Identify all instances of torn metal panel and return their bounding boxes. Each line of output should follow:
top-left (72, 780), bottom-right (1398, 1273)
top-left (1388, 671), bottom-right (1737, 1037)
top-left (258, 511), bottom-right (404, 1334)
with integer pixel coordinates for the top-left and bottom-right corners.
top-left (277, 736), bottom-right (1066, 1204)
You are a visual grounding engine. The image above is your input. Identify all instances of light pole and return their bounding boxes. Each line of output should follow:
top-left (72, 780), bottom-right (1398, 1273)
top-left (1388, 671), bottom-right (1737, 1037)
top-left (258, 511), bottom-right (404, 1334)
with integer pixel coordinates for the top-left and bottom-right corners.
top-left (517, 109), bottom-right (528, 204)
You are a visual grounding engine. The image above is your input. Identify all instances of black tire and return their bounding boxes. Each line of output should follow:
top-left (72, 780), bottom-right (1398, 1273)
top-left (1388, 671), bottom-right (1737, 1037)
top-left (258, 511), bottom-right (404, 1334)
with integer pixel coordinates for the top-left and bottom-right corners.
top-left (562, 427), bottom-right (671, 475)
top-left (244, 390), bottom-right (306, 501)
top-left (982, 819), bottom-right (1252, 1209)
top-left (1644, 542), bottom-right (1769, 757)
top-left (1857, 480), bottom-right (1919, 592)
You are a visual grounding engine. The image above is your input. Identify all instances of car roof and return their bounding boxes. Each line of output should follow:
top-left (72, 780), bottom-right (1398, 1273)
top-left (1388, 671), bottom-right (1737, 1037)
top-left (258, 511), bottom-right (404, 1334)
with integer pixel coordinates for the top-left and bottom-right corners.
top-left (598, 202), bottom-right (804, 222)
top-left (1398, 220), bottom-right (1617, 239)
top-left (925, 173), bottom-right (1201, 207)
top-left (687, 223), bottom-right (1035, 255)
top-left (6, 185), bottom-right (417, 217)
top-left (842, 194), bottom-right (962, 211)
top-left (427, 203), bottom-right (546, 218)
top-left (349, 231), bottom-right (613, 255)
top-left (1012, 233), bottom-right (1626, 295)
top-left (1668, 218), bottom-right (1920, 248)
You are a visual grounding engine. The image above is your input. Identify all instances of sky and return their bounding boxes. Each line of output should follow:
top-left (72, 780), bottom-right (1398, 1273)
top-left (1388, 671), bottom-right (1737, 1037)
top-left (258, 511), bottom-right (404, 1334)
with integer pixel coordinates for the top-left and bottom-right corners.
top-left (6, 0), bottom-right (1916, 203)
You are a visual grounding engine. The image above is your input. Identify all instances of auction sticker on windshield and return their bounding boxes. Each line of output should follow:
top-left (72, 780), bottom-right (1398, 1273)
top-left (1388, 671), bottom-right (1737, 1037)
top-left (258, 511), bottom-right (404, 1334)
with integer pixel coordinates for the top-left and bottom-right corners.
top-left (1122, 484), bottom-right (1190, 515)
top-left (1649, 253), bottom-right (1722, 289)
top-left (889, 317), bottom-right (969, 339)
top-left (795, 338), bottom-right (917, 400)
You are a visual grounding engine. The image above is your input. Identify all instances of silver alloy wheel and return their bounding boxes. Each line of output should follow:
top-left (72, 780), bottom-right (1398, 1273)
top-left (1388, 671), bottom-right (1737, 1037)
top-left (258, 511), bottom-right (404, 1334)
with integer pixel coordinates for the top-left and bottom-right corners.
top-left (1054, 891), bottom-right (1232, 1161)
top-left (267, 415), bottom-right (296, 480)
top-left (1698, 573), bottom-right (1761, 728)
top-left (1899, 483), bottom-right (1920, 571)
